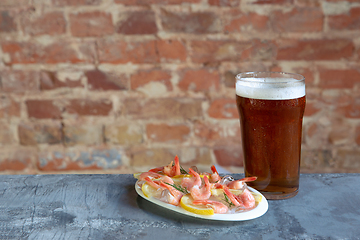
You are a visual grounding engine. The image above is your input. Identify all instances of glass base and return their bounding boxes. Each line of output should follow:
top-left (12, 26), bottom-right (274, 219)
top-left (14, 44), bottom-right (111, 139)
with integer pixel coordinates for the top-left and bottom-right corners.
top-left (261, 189), bottom-right (298, 200)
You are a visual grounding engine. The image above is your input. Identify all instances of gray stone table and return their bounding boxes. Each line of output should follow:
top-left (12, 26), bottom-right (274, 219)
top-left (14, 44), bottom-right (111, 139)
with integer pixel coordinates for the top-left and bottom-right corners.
top-left (0, 173), bottom-right (359, 240)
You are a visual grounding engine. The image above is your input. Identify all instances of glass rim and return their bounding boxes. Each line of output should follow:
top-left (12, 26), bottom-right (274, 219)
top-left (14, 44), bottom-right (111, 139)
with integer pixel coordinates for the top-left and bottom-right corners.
top-left (236, 71), bottom-right (305, 84)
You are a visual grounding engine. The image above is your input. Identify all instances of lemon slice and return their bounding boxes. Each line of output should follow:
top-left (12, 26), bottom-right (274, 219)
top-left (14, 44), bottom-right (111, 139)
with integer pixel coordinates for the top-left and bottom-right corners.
top-left (211, 188), bottom-right (243, 197)
top-left (141, 182), bottom-right (162, 198)
top-left (251, 192), bottom-right (262, 203)
top-left (172, 174), bottom-right (190, 178)
top-left (180, 194), bottom-right (214, 215)
top-left (172, 174), bottom-right (204, 185)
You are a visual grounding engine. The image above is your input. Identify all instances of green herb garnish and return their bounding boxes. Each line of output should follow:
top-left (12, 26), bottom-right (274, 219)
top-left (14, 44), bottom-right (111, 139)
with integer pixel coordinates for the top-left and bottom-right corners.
top-left (224, 192), bottom-right (235, 207)
top-left (180, 166), bottom-right (188, 174)
top-left (165, 182), bottom-right (189, 194)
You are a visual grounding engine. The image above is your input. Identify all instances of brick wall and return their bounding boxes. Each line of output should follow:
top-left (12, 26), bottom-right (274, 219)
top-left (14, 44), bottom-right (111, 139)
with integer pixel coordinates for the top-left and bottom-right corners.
top-left (0, 0), bottom-right (360, 175)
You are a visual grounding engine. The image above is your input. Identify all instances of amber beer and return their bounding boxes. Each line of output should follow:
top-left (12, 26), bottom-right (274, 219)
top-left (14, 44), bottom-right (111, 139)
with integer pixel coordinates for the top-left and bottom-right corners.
top-left (236, 72), bottom-right (306, 199)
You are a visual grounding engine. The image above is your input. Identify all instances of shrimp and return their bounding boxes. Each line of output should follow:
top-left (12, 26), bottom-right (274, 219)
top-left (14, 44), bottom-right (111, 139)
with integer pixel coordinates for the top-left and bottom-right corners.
top-left (163, 155), bottom-right (181, 177)
top-left (138, 171), bottom-right (162, 182)
top-left (190, 175), bottom-right (211, 200)
top-left (227, 176), bottom-right (257, 190)
top-left (192, 200), bottom-right (228, 214)
top-left (238, 188), bottom-right (256, 209)
top-left (222, 186), bottom-right (255, 209)
top-left (143, 175), bottom-right (174, 187)
top-left (148, 167), bottom-right (164, 173)
top-left (181, 168), bottom-right (202, 191)
top-left (159, 181), bottom-right (183, 206)
top-left (210, 165), bottom-right (222, 183)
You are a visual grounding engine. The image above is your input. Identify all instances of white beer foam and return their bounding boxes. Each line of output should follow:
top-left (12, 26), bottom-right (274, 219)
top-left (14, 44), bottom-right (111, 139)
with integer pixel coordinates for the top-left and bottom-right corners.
top-left (236, 77), bottom-right (305, 100)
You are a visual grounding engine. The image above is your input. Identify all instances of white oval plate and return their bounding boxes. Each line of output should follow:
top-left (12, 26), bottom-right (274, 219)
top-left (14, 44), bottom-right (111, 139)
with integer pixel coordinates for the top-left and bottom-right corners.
top-left (135, 180), bottom-right (268, 221)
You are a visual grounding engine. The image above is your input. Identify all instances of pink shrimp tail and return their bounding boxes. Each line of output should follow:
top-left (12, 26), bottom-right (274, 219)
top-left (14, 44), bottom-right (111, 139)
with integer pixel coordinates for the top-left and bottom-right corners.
top-left (163, 156), bottom-right (181, 177)
top-left (144, 176), bottom-right (161, 189)
top-left (138, 172), bottom-right (162, 181)
top-left (173, 155), bottom-right (181, 176)
top-left (148, 167), bottom-right (164, 173)
top-left (192, 200), bottom-right (228, 214)
top-left (239, 176), bottom-right (257, 182)
top-left (210, 165), bottom-right (221, 183)
top-left (222, 186), bottom-right (241, 207)
top-left (211, 165), bottom-right (218, 174)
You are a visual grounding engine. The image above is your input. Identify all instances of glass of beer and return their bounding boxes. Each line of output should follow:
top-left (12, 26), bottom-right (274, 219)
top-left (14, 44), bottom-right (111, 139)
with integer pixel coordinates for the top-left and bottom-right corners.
top-left (236, 72), bottom-right (306, 200)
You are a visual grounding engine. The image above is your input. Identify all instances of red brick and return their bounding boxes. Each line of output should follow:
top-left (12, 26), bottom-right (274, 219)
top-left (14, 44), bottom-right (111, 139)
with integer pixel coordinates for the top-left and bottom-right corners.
top-left (276, 39), bottom-right (354, 60)
top-left (66, 99), bottom-right (112, 116)
top-left (213, 145), bottom-right (243, 167)
top-left (21, 11), bottom-right (66, 36)
top-left (0, 10), bottom-right (17, 32)
top-left (124, 98), bottom-right (203, 120)
top-left (40, 71), bottom-right (84, 90)
top-left (190, 40), bottom-right (253, 63)
top-left (0, 95), bottom-right (20, 118)
top-left (224, 71), bottom-right (237, 88)
top-left (300, 149), bottom-right (333, 171)
top-left (194, 120), bottom-right (241, 143)
top-left (117, 10), bottom-right (157, 35)
top-left (328, 7), bottom-right (360, 30)
top-left (336, 97), bottom-right (360, 118)
top-left (178, 68), bottom-right (220, 92)
top-left (0, 122), bottom-right (16, 145)
top-left (1, 40), bottom-right (96, 64)
top-left (85, 69), bottom-right (128, 90)
top-left (97, 39), bottom-right (158, 64)
top-left (52, 0), bottom-right (102, 6)
top-left (325, 0), bottom-right (360, 2)
top-left (130, 69), bottom-right (172, 90)
top-left (355, 125), bottom-right (360, 146)
top-left (208, 0), bottom-right (240, 7)
top-left (146, 123), bottom-right (190, 143)
top-left (304, 102), bottom-right (321, 116)
top-left (70, 11), bottom-right (113, 37)
top-left (18, 122), bottom-right (62, 146)
top-left (115, 0), bottom-right (200, 5)
top-left (37, 147), bottom-right (123, 171)
top-left (295, 0), bottom-right (321, 7)
top-left (224, 10), bottom-right (270, 33)
top-left (0, 0), bottom-right (29, 7)
top-left (328, 125), bottom-right (351, 145)
top-left (127, 147), bottom-right (176, 167)
top-left (271, 8), bottom-right (323, 32)
top-left (336, 149), bottom-right (360, 171)
top-left (1, 70), bottom-right (40, 93)
top-left (320, 90), bottom-right (352, 106)
top-left (251, 0), bottom-right (293, 4)
top-left (178, 147), bottom-right (213, 167)
top-left (305, 122), bottom-right (318, 138)
top-left (319, 69), bottom-right (360, 89)
top-left (63, 123), bottom-right (103, 146)
top-left (0, 149), bottom-right (33, 171)
top-left (26, 100), bottom-right (63, 119)
top-left (161, 10), bottom-right (221, 34)
top-left (157, 39), bottom-right (187, 62)
top-left (208, 98), bottom-right (238, 119)
top-left (292, 67), bottom-right (315, 86)
top-left (105, 124), bottom-right (143, 145)
top-left (241, 39), bottom-right (277, 61)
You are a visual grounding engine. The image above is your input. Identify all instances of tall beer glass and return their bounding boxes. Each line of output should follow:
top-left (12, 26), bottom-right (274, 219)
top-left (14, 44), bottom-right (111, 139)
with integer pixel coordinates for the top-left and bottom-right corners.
top-left (236, 72), bottom-right (306, 200)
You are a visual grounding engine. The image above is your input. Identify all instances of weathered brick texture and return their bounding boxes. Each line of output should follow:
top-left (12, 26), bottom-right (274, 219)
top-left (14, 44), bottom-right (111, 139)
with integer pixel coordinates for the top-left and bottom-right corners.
top-left (0, 0), bottom-right (360, 174)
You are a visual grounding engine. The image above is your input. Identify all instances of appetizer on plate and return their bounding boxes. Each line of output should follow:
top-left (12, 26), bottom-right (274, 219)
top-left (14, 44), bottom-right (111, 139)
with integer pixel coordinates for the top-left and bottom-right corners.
top-left (134, 156), bottom-right (264, 216)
